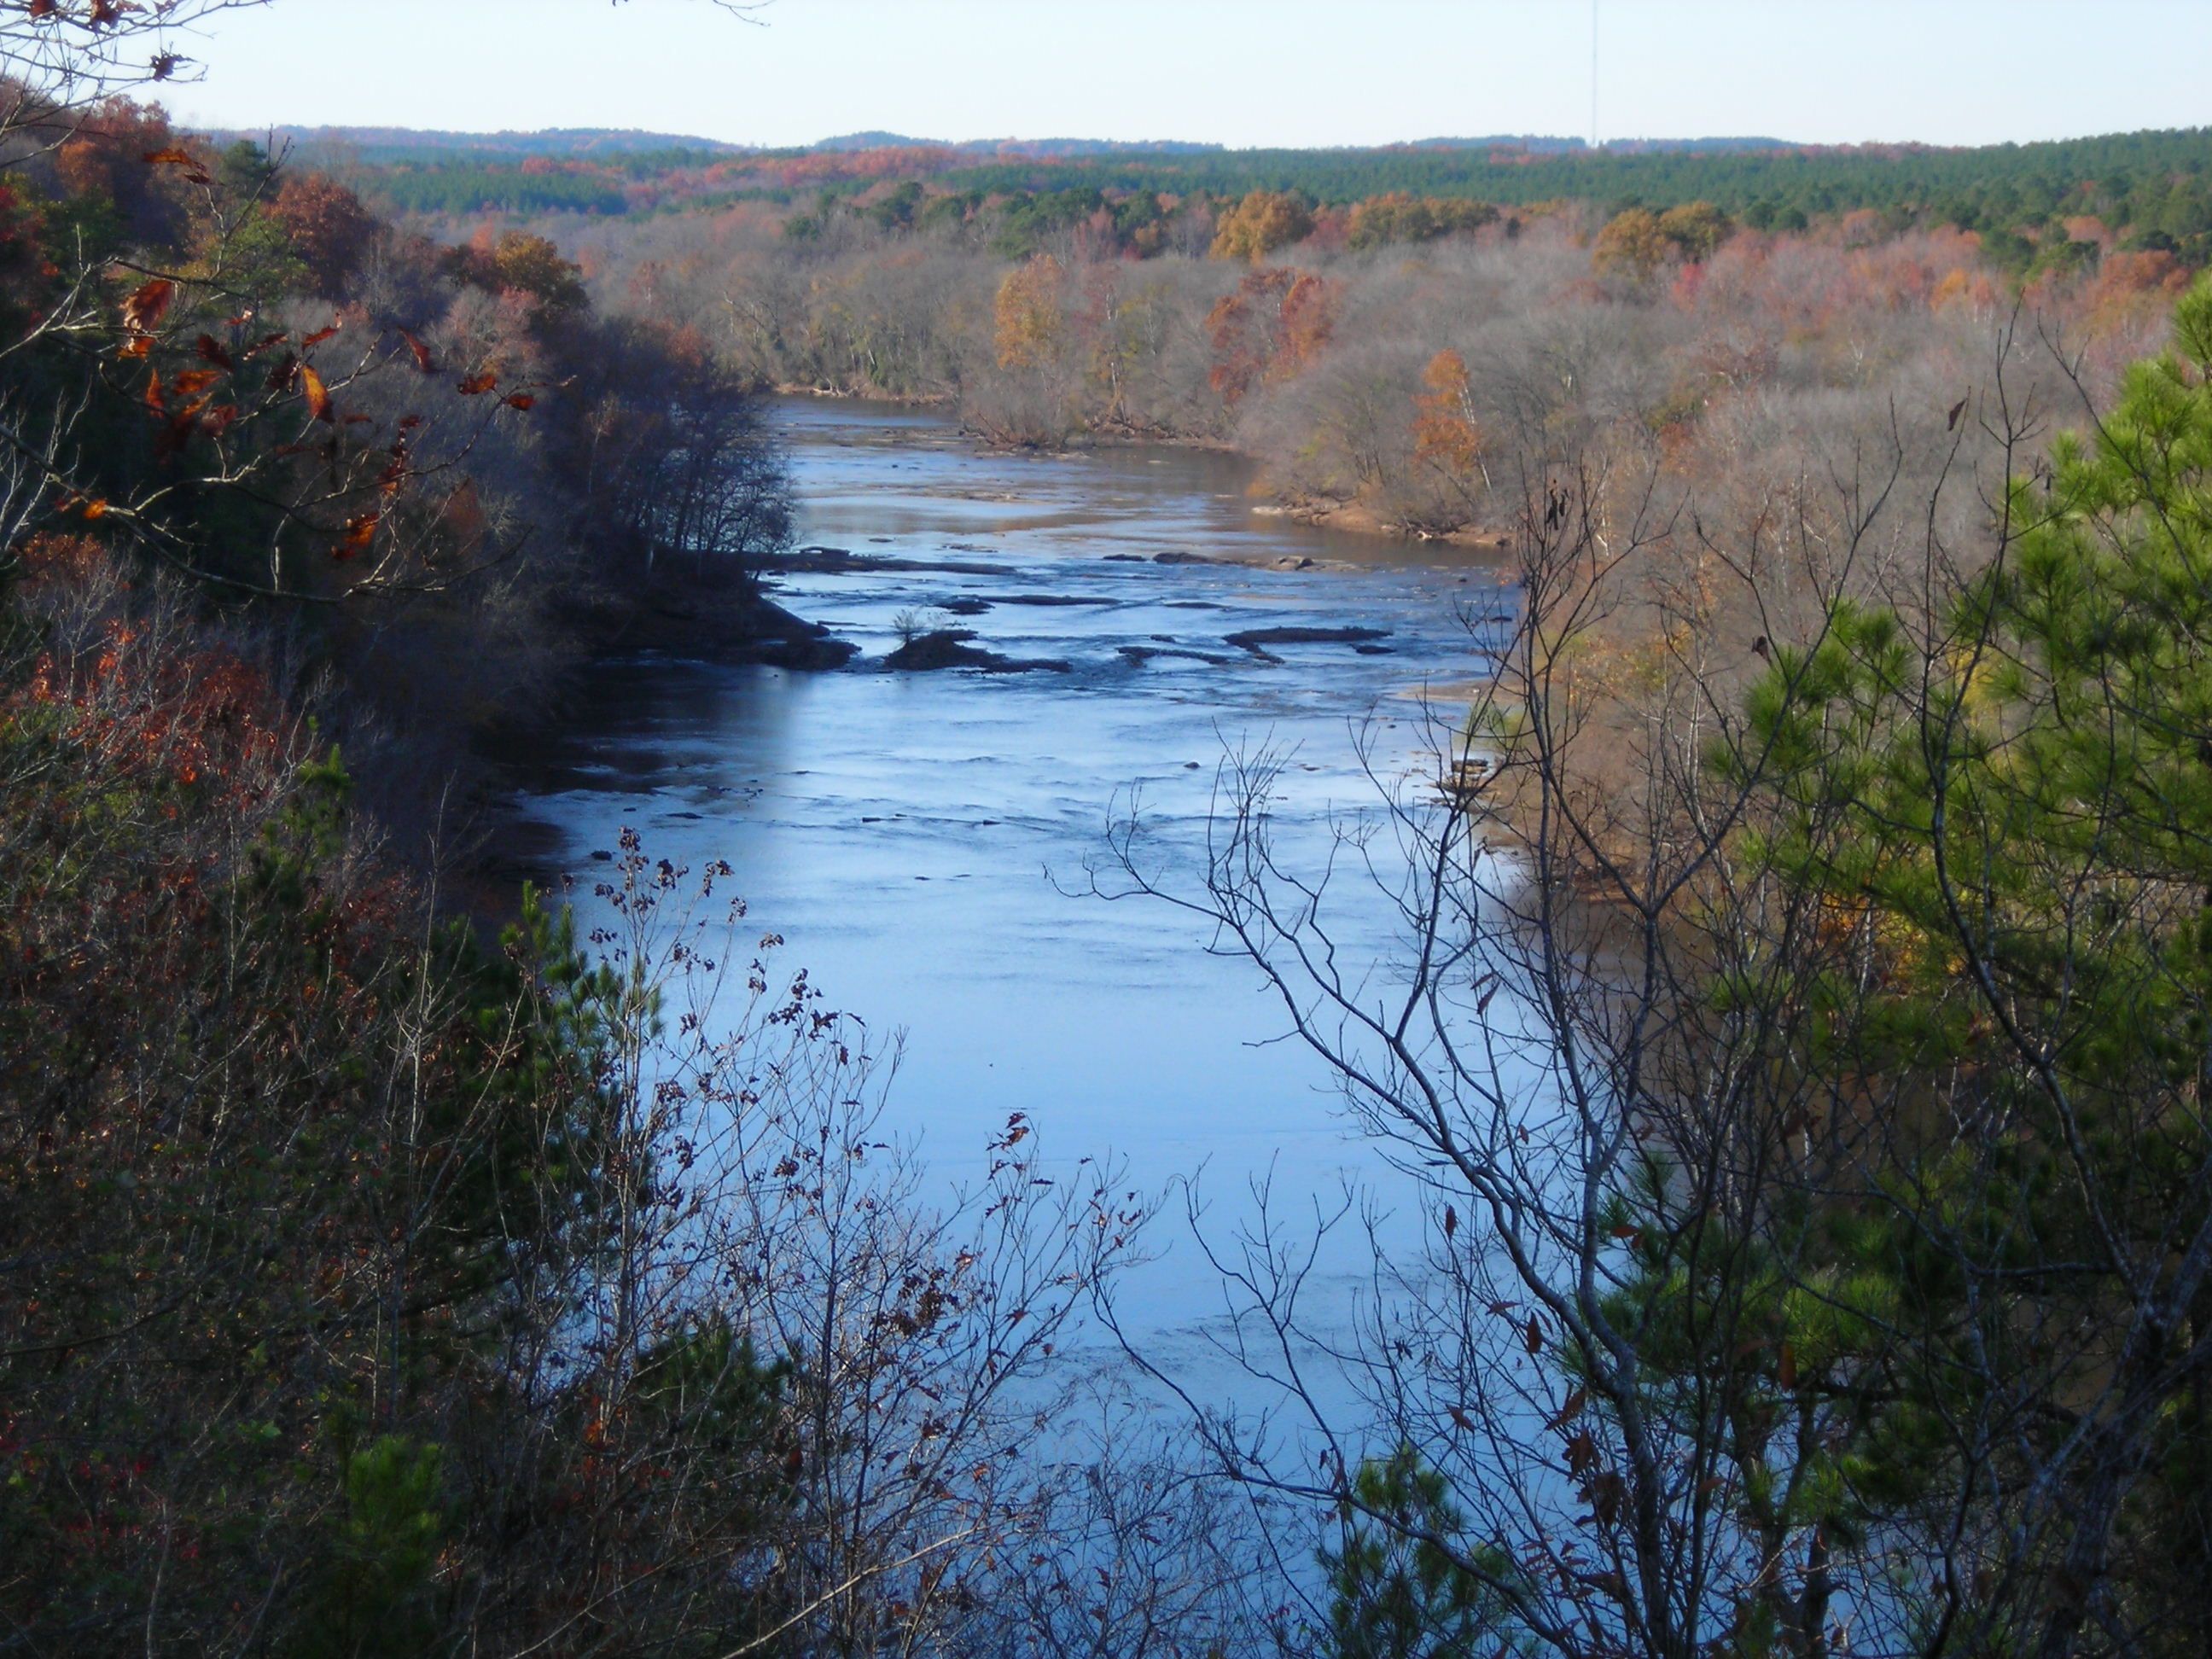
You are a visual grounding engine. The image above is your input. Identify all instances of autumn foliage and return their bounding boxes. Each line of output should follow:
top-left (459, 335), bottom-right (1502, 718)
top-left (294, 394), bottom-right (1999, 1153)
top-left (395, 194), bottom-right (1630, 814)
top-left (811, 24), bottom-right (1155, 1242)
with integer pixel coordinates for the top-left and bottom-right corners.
top-left (993, 251), bottom-right (1064, 369)
top-left (271, 170), bottom-right (378, 294)
top-left (1205, 266), bottom-right (1336, 405)
top-left (1209, 189), bottom-right (1315, 262)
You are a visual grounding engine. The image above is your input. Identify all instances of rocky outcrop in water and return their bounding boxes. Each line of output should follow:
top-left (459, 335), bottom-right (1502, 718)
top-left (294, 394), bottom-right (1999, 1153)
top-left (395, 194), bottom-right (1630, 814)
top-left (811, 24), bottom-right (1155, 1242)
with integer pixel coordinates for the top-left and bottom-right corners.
top-left (1223, 624), bottom-right (1392, 664)
top-left (884, 629), bottom-right (1072, 674)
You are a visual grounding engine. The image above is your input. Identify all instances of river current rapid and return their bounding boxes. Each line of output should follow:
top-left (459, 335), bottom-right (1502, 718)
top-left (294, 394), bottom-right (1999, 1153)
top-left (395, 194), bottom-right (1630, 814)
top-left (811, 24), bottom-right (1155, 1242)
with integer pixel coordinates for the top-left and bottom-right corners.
top-left (508, 397), bottom-right (1518, 1384)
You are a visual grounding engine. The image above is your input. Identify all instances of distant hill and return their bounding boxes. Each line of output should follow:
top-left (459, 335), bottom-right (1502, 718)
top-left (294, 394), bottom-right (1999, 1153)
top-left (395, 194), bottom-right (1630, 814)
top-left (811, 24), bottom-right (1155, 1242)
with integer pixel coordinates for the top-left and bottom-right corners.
top-left (1408, 136), bottom-right (1790, 154)
top-left (1598, 136), bottom-right (1794, 154)
top-left (969, 137), bottom-right (1228, 158)
top-left (1408, 135), bottom-right (1593, 153)
top-left (203, 125), bottom-right (752, 166)
top-left (207, 125), bottom-right (1796, 171)
top-left (809, 131), bottom-right (935, 153)
top-left (811, 133), bottom-right (1227, 157)
top-left (253, 119), bottom-right (2212, 268)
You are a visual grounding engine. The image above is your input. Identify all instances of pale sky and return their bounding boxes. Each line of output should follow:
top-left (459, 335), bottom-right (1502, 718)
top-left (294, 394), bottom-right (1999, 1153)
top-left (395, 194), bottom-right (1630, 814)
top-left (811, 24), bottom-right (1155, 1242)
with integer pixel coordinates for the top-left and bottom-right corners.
top-left (172, 1), bottom-right (2212, 151)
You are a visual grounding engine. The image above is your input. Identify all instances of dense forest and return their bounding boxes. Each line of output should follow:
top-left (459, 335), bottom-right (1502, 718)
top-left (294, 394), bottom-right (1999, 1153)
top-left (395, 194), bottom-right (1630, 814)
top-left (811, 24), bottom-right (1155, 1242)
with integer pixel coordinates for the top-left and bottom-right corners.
top-left (515, 148), bottom-right (2185, 556)
top-left (341, 125), bottom-right (2212, 269)
top-left (11, 1), bottom-right (2212, 1655)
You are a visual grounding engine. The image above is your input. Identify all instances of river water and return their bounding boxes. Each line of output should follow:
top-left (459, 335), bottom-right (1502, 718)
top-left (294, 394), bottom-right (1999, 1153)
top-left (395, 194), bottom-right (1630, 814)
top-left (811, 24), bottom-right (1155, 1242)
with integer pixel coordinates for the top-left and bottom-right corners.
top-left (509, 398), bottom-right (1515, 1364)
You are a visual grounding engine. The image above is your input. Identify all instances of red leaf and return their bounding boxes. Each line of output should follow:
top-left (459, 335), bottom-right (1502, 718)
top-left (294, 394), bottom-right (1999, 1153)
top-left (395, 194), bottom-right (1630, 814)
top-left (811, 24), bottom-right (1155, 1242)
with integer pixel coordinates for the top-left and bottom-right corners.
top-left (120, 276), bottom-right (175, 335)
top-left (300, 364), bottom-right (334, 423)
top-left (153, 410), bottom-right (196, 462)
top-left (301, 323), bottom-right (341, 348)
top-left (142, 148), bottom-right (196, 167)
top-left (503, 393), bottom-right (535, 410)
top-left (456, 371), bottom-right (498, 396)
top-left (333, 513), bottom-right (378, 560)
top-left (172, 369), bottom-right (221, 398)
top-left (399, 329), bottom-right (436, 373)
top-left (194, 334), bottom-right (235, 371)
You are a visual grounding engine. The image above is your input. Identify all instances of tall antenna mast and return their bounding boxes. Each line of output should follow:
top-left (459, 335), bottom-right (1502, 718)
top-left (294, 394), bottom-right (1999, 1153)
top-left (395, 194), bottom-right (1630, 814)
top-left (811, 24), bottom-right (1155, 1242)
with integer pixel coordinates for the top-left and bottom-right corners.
top-left (1591, 0), bottom-right (1600, 149)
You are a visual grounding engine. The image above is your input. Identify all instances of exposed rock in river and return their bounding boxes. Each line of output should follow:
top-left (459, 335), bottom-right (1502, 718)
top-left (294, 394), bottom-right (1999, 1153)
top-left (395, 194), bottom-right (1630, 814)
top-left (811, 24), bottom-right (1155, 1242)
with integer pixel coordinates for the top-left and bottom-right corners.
top-left (884, 629), bottom-right (1072, 674)
top-left (766, 545), bottom-right (1017, 578)
top-left (617, 584), bottom-right (858, 670)
top-left (1223, 624), bottom-right (1393, 664)
top-left (1119, 644), bottom-right (1242, 667)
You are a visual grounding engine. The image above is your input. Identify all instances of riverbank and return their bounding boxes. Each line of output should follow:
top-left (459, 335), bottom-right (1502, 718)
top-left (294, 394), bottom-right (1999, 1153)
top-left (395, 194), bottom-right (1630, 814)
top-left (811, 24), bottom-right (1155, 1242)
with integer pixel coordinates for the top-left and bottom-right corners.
top-left (1254, 496), bottom-right (1515, 551)
top-left (770, 383), bottom-right (1516, 555)
top-left (560, 564), bottom-right (858, 671)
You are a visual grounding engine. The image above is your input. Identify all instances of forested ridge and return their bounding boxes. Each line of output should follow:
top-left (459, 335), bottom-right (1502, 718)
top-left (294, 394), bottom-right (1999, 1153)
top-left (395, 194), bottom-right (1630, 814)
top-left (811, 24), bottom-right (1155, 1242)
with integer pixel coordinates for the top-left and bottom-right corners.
top-left (340, 125), bottom-right (2212, 266)
top-left (529, 132), bottom-right (2193, 549)
top-left (11, 2), bottom-right (2212, 1655)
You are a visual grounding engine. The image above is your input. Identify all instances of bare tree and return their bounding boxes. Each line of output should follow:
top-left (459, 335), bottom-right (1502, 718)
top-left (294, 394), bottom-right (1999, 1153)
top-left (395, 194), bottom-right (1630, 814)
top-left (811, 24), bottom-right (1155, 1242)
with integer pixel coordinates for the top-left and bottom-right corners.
top-left (1, 0), bottom-right (265, 165)
top-left (1091, 300), bottom-right (2212, 1657)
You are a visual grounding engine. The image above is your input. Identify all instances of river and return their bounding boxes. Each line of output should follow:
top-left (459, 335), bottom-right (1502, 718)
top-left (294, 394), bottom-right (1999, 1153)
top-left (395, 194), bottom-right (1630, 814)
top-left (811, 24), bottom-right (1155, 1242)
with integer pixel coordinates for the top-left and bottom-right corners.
top-left (508, 397), bottom-right (1516, 1369)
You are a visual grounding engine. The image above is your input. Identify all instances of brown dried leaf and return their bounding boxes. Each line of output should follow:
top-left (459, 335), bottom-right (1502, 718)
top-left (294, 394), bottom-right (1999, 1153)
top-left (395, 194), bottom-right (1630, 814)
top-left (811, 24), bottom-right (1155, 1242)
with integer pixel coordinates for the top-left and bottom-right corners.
top-left (300, 364), bottom-right (333, 422)
top-left (1545, 1387), bottom-right (1588, 1433)
top-left (153, 410), bottom-right (196, 462)
top-left (334, 513), bottom-right (378, 560)
top-left (120, 276), bottom-right (175, 335)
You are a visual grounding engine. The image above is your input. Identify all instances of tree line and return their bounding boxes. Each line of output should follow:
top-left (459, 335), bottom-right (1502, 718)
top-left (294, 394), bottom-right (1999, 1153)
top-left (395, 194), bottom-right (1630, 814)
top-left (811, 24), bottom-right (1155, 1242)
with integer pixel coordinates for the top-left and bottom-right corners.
top-left (341, 125), bottom-right (2212, 271)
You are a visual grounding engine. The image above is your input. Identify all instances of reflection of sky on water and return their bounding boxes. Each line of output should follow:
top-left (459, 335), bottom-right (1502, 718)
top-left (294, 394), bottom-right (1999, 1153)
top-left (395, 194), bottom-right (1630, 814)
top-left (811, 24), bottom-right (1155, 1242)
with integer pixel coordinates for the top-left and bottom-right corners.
top-left (509, 399), bottom-right (1528, 1411)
